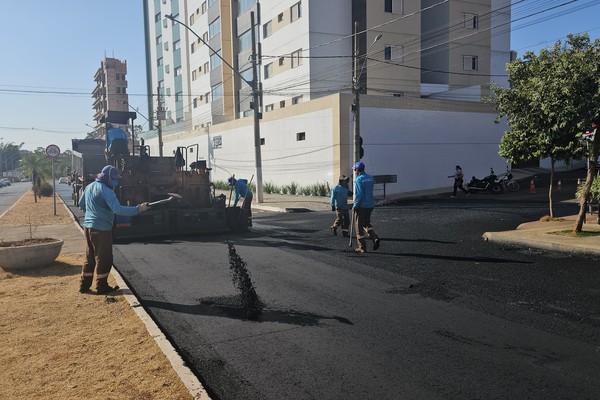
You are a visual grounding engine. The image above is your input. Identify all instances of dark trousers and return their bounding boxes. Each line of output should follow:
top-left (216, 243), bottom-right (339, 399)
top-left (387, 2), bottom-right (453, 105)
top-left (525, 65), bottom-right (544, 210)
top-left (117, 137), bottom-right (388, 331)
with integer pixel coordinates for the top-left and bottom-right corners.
top-left (354, 207), bottom-right (378, 240)
top-left (453, 179), bottom-right (469, 195)
top-left (332, 209), bottom-right (350, 232)
top-left (82, 228), bottom-right (114, 280)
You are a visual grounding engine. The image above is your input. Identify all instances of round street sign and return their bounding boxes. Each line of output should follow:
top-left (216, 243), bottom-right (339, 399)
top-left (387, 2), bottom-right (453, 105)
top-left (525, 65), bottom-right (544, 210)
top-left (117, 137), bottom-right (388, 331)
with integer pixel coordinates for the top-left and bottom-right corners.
top-left (45, 144), bottom-right (61, 158)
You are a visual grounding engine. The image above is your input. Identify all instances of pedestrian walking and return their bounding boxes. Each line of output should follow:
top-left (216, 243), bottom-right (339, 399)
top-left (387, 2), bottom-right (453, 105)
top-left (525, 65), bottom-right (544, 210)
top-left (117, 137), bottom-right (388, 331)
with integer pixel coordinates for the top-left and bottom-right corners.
top-left (352, 161), bottom-right (380, 253)
top-left (330, 175), bottom-right (353, 237)
top-left (228, 176), bottom-right (253, 226)
top-left (448, 165), bottom-right (469, 197)
top-left (78, 165), bottom-right (150, 294)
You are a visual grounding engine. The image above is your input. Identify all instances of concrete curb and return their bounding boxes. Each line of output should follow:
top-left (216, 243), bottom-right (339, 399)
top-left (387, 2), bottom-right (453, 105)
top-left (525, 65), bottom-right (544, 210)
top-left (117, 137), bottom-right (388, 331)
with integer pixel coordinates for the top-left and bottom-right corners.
top-left (482, 231), bottom-right (600, 257)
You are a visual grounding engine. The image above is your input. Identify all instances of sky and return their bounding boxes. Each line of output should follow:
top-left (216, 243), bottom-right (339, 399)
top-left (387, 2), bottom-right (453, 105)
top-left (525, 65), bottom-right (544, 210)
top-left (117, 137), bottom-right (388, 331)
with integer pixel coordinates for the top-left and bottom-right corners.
top-left (1, 0), bottom-right (600, 153)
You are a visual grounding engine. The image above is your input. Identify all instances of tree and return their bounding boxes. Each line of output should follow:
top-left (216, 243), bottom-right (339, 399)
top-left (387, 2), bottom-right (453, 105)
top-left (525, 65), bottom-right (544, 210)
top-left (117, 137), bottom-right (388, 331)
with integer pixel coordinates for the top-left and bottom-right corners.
top-left (0, 141), bottom-right (24, 177)
top-left (492, 34), bottom-right (600, 231)
top-left (19, 148), bottom-right (52, 183)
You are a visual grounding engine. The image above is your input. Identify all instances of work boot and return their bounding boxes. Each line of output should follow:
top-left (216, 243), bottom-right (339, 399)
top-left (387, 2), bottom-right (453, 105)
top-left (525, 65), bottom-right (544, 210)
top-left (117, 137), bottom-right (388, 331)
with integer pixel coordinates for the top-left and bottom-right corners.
top-left (330, 226), bottom-right (338, 236)
top-left (79, 276), bottom-right (93, 293)
top-left (96, 278), bottom-right (120, 295)
top-left (371, 234), bottom-right (381, 251)
top-left (354, 238), bottom-right (367, 253)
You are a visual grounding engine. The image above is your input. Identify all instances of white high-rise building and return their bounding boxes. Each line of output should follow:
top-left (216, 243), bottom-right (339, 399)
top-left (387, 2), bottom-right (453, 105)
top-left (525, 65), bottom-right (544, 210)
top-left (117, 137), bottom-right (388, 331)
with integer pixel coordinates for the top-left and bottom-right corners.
top-left (142, 0), bottom-right (512, 194)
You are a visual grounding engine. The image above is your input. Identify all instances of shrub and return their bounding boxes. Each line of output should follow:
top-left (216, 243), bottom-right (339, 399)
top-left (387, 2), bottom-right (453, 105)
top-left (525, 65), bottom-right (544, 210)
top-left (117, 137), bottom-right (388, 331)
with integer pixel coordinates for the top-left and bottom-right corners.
top-left (286, 181), bottom-right (298, 195)
top-left (39, 182), bottom-right (54, 197)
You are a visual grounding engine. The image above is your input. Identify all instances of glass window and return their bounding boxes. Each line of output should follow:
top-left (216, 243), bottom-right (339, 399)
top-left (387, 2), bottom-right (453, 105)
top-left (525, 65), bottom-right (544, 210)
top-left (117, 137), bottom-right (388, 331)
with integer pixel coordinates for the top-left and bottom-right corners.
top-left (239, 28), bottom-right (256, 52)
top-left (296, 132), bottom-right (305, 140)
top-left (384, 0), bottom-right (403, 14)
top-left (156, 35), bottom-right (162, 45)
top-left (463, 55), bottom-right (478, 71)
top-left (291, 49), bottom-right (302, 68)
top-left (240, 68), bottom-right (253, 87)
top-left (209, 17), bottom-right (221, 39)
top-left (210, 50), bottom-right (222, 69)
top-left (202, 1), bottom-right (207, 13)
top-left (175, 91), bottom-right (182, 102)
top-left (190, 14), bottom-right (195, 25)
top-left (157, 57), bottom-right (163, 67)
top-left (163, 18), bottom-right (168, 28)
top-left (464, 13), bottom-right (479, 29)
top-left (211, 82), bottom-right (223, 101)
top-left (384, 45), bottom-right (403, 62)
top-left (174, 40), bottom-right (181, 50)
top-left (264, 63), bottom-right (273, 79)
top-left (238, 0), bottom-right (256, 15)
top-left (291, 2), bottom-right (302, 22)
top-left (155, 12), bottom-right (161, 22)
top-left (192, 70), bottom-right (197, 80)
top-left (263, 21), bottom-right (272, 38)
top-left (175, 66), bottom-right (182, 76)
top-left (191, 42), bottom-right (196, 53)
top-left (208, 0), bottom-right (217, 7)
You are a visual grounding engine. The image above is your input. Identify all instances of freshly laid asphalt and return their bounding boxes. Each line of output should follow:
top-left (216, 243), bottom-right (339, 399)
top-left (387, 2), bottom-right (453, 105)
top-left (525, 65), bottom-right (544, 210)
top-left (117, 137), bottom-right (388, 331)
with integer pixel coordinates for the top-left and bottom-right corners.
top-left (1, 168), bottom-right (599, 399)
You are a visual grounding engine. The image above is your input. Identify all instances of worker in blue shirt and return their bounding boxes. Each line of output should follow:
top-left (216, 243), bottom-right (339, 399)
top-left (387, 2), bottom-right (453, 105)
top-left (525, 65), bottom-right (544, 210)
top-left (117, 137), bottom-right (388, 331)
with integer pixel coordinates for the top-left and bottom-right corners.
top-left (352, 161), bottom-right (380, 253)
top-left (78, 165), bottom-right (149, 294)
top-left (228, 176), bottom-right (253, 226)
top-left (330, 175), bottom-right (352, 237)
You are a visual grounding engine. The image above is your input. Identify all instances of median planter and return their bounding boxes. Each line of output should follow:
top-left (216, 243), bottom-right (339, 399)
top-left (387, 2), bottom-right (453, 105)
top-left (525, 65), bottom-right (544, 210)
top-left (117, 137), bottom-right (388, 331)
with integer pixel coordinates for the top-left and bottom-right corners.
top-left (0, 238), bottom-right (64, 271)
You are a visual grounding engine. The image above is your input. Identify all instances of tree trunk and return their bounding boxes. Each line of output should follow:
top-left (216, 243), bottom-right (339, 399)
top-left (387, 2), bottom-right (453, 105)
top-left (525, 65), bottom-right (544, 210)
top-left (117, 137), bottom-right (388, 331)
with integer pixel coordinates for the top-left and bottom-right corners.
top-left (549, 160), bottom-right (554, 218)
top-left (574, 129), bottom-right (600, 233)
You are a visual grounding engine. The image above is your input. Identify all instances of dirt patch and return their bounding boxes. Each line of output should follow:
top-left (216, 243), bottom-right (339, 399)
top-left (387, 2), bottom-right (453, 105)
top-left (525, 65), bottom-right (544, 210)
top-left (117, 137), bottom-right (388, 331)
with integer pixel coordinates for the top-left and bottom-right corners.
top-left (0, 192), bottom-right (193, 399)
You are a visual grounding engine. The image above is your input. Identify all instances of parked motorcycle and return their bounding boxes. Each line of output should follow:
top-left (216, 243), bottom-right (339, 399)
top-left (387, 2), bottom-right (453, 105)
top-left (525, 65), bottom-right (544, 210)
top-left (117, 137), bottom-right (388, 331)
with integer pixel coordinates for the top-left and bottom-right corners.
top-left (467, 168), bottom-right (502, 194)
top-left (496, 167), bottom-right (520, 192)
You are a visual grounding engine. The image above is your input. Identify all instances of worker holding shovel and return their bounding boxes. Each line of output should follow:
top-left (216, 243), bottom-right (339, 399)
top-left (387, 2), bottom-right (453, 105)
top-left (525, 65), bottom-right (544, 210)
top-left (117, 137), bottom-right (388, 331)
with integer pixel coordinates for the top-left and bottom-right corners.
top-left (228, 176), bottom-right (253, 226)
top-left (78, 165), bottom-right (150, 294)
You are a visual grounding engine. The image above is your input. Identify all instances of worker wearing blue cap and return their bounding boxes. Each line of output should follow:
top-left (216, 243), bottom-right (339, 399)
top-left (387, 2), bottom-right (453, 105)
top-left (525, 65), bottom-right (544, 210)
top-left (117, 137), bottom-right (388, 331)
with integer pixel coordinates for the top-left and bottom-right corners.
top-left (228, 176), bottom-right (253, 226)
top-left (352, 161), bottom-right (380, 253)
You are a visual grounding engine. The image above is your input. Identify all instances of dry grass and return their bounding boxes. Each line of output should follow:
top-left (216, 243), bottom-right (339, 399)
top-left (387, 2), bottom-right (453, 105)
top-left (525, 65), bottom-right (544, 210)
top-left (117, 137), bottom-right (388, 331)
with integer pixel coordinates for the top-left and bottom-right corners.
top-left (0, 191), bottom-right (193, 400)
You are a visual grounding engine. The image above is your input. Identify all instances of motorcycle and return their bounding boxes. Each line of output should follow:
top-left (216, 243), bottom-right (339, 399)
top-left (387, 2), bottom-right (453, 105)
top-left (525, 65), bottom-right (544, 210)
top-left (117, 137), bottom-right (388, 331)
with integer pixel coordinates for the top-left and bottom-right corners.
top-left (467, 168), bottom-right (502, 194)
top-left (496, 167), bottom-right (520, 192)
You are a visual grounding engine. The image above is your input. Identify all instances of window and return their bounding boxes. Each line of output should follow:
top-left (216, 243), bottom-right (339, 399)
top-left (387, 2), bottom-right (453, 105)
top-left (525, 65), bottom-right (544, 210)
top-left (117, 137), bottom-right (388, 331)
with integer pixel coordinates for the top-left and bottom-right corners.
top-left (263, 21), bottom-right (272, 38)
top-left (205, 92), bottom-right (210, 103)
top-left (240, 68), bottom-right (253, 87)
top-left (279, 57), bottom-right (285, 66)
top-left (296, 132), bottom-right (305, 141)
top-left (163, 18), bottom-right (168, 28)
top-left (238, 0), bottom-right (256, 15)
top-left (191, 42), bottom-right (196, 53)
top-left (116, 87), bottom-right (121, 94)
top-left (239, 29), bottom-right (253, 52)
top-left (291, 49), bottom-right (302, 68)
top-left (166, 88), bottom-right (171, 96)
top-left (190, 14), bottom-right (195, 25)
top-left (165, 64), bottom-right (170, 73)
top-left (464, 13), bottom-right (479, 29)
top-left (264, 63), bottom-right (273, 79)
top-left (175, 66), bottom-right (182, 76)
top-left (192, 70), bottom-right (197, 80)
top-left (116, 74), bottom-right (121, 81)
top-left (211, 82), bottom-right (223, 101)
top-left (280, 100), bottom-right (286, 108)
top-left (278, 13), bottom-right (284, 22)
top-left (203, 32), bottom-right (209, 43)
top-left (155, 12), bottom-right (161, 22)
top-left (384, 0), bottom-right (403, 14)
top-left (164, 41), bottom-right (169, 51)
top-left (157, 57), bottom-right (163, 67)
top-left (174, 40), bottom-right (181, 50)
top-left (204, 61), bottom-right (209, 72)
top-left (291, 2), bottom-right (301, 22)
top-left (292, 96), bottom-right (302, 105)
top-left (265, 104), bottom-right (274, 112)
top-left (175, 91), bottom-right (182, 102)
top-left (384, 45), bottom-right (403, 62)
top-left (156, 35), bottom-right (162, 46)
top-left (202, 1), bottom-right (207, 13)
top-left (209, 17), bottom-right (221, 39)
top-left (122, 87), bottom-right (126, 94)
top-left (210, 50), bottom-right (222, 68)
top-left (208, 0), bottom-right (217, 6)
top-left (463, 55), bottom-right (478, 71)
top-left (193, 98), bottom-right (198, 108)
top-left (260, 138), bottom-right (265, 145)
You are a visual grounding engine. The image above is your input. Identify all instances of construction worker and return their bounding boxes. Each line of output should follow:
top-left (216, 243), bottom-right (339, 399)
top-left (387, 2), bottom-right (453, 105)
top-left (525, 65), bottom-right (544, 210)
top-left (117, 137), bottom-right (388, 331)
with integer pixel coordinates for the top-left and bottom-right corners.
top-left (228, 176), bottom-right (253, 226)
top-left (352, 161), bottom-right (381, 253)
top-left (78, 165), bottom-right (150, 294)
top-left (330, 175), bottom-right (352, 237)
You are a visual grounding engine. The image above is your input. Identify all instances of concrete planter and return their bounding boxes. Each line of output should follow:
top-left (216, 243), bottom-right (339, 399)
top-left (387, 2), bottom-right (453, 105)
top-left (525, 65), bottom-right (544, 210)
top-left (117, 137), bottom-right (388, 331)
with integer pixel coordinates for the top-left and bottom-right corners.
top-left (0, 239), bottom-right (64, 271)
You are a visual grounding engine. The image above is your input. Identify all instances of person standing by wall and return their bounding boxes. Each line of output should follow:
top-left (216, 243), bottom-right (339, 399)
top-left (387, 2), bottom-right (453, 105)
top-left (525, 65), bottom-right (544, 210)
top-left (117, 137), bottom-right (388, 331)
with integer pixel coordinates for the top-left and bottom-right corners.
top-left (352, 161), bottom-right (380, 253)
top-left (228, 176), bottom-right (253, 226)
top-left (330, 175), bottom-right (352, 237)
top-left (78, 165), bottom-right (149, 294)
top-left (448, 165), bottom-right (469, 197)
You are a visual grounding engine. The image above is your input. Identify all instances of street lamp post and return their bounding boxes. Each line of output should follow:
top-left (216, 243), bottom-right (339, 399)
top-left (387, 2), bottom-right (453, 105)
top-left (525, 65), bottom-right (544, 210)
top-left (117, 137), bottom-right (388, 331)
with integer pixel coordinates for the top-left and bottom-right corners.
top-left (352, 23), bottom-right (382, 165)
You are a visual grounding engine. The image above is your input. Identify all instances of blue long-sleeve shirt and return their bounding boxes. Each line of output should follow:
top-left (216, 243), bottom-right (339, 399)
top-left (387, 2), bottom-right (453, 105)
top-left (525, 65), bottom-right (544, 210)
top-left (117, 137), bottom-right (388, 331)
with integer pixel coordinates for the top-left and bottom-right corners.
top-left (79, 181), bottom-right (140, 231)
top-left (330, 184), bottom-right (350, 210)
top-left (233, 179), bottom-right (253, 207)
top-left (353, 172), bottom-right (375, 209)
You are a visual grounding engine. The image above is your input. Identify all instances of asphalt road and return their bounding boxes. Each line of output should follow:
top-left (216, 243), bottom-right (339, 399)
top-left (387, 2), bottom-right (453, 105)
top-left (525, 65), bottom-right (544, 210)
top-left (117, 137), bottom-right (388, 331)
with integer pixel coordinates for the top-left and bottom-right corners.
top-left (54, 177), bottom-right (600, 400)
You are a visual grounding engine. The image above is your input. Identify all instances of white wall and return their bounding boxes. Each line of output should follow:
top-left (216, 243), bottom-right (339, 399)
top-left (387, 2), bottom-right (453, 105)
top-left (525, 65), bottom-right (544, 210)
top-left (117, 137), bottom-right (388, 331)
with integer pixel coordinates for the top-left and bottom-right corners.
top-left (358, 106), bottom-right (509, 193)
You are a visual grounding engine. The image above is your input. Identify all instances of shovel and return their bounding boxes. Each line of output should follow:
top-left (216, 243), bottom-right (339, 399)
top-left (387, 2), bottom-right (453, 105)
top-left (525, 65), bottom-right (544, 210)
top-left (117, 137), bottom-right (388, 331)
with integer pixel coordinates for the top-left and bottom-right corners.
top-left (148, 192), bottom-right (183, 207)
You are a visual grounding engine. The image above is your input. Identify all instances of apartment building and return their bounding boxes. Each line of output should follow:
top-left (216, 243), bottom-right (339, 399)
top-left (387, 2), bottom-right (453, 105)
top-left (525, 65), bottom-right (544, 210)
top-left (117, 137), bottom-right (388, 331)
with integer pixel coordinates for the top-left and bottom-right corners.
top-left (92, 57), bottom-right (130, 128)
top-left (141, 0), bottom-right (512, 195)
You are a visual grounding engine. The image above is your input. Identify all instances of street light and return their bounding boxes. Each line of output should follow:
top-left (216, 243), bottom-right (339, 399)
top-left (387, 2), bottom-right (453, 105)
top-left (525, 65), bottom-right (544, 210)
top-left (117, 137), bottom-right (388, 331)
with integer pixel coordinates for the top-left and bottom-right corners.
top-left (352, 25), bottom-right (382, 165)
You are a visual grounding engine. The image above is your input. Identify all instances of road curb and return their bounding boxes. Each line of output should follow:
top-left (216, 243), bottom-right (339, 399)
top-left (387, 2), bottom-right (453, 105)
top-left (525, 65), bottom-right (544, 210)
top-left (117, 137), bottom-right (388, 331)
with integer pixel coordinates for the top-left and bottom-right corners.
top-left (483, 231), bottom-right (600, 257)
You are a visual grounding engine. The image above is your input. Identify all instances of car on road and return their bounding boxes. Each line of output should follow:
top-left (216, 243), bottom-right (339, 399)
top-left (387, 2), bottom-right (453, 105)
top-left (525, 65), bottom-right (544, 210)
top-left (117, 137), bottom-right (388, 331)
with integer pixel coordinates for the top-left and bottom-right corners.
top-left (58, 177), bottom-right (68, 184)
top-left (0, 178), bottom-right (11, 187)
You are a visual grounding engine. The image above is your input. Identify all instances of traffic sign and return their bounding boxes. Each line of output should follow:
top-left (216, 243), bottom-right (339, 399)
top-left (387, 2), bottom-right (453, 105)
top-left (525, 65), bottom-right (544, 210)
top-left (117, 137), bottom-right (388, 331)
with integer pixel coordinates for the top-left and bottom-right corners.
top-left (45, 144), bottom-right (61, 158)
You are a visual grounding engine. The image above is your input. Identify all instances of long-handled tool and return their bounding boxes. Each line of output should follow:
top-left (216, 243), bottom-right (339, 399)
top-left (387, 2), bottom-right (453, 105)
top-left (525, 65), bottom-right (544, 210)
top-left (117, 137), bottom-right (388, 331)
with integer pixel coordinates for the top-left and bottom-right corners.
top-left (348, 209), bottom-right (355, 248)
top-left (236, 174), bottom-right (255, 226)
top-left (148, 192), bottom-right (183, 207)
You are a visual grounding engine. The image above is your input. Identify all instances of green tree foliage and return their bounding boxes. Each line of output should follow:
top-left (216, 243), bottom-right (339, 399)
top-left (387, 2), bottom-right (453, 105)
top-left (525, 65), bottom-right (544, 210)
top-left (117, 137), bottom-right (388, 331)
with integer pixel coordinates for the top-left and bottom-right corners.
top-left (492, 34), bottom-right (600, 231)
top-left (0, 141), bottom-right (24, 176)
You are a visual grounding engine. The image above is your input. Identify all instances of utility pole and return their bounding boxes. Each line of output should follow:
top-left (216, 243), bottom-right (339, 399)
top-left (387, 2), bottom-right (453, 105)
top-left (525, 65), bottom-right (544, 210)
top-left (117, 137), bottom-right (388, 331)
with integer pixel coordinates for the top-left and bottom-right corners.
top-left (352, 22), bottom-right (361, 166)
top-left (156, 86), bottom-right (164, 157)
top-left (251, 11), bottom-right (264, 203)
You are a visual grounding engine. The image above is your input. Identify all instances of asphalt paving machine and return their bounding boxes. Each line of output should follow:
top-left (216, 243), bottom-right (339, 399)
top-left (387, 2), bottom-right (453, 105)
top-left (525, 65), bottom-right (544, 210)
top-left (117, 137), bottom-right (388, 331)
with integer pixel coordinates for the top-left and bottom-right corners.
top-left (75, 111), bottom-right (248, 240)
